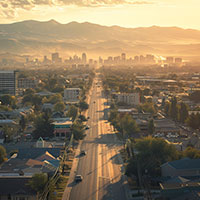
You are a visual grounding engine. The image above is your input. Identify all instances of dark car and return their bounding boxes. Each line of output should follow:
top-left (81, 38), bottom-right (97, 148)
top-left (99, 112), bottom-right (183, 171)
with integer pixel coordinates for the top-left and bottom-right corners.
top-left (80, 150), bottom-right (86, 156)
top-left (85, 125), bottom-right (90, 130)
top-left (75, 175), bottom-right (83, 182)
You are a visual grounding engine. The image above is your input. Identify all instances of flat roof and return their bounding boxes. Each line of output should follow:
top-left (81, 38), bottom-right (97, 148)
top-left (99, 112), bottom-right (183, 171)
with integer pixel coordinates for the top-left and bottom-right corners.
top-left (53, 121), bottom-right (72, 126)
top-left (65, 88), bottom-right (81, 90)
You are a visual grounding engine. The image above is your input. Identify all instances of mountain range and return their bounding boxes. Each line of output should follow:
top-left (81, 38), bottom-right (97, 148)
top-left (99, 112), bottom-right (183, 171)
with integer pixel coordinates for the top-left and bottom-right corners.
top-left (0, 19), bottom-right (200, 59)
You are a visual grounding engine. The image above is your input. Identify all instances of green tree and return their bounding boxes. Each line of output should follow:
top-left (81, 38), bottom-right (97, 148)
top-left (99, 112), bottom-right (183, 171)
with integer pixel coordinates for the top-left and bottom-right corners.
top-left (71, 121), bottom-right (85, 140)
top-left (2, 125), bottom-right (15, 143)
top-left (0, 145), bottom-right (6, 164)
top-left (0, 95), bottom-right (16, 107)
top-left (108, 109), bottom-right (118, 122)
top-left (54, 102), bottom-right (65, 113)
top-left (33, 111), bottom-right (54, 139)
top-left (138, 102), bottom-right (156, 114)
top-left (178, 102), bottom-right (189, 123)
top-left (79, 101), bottom-right (89, 114)
top-left (148, 119), bottom-right (155, 135)
top-left (126, 137), bottom-right (178, 178)
top-left (164, 102), bottom-right (170, 117)
top-left (120, 114), bottom-right (139, 138)
top-left (48, 94), bottom-right (63, 104)
top-left (183, 147), bottom-right (200, 159)
top-left (170, 97), bottom-right (178, 121)
top-left (67, 105), bottom-right (78, 121)
top-left (19, 115), bottom-right (27, 132)
top-left (29, 173), bottom-right (48, 193)
top-left (186, 113), bottom-right (200, 129)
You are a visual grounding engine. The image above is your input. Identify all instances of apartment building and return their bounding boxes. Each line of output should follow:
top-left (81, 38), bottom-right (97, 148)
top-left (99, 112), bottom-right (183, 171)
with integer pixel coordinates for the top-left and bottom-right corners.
top-left (0, 71), bottom-right (17, 95)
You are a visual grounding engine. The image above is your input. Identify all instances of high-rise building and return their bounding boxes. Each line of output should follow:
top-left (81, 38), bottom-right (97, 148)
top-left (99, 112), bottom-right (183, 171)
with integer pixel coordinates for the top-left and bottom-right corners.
top-left (175, 58), bottom-right (182, 64)
top-left (166, 57), bottom-right (174, 64)
top-left (121, 53), bottom-right (126, 62)
top-left (51, 52), bottom-right (62, 64)
top-left (82, 53), bottom-right (87, 64)
top-left (99, 57), bottom-right (103, 64)
top-left (0, 71), bottom-right (18, 96)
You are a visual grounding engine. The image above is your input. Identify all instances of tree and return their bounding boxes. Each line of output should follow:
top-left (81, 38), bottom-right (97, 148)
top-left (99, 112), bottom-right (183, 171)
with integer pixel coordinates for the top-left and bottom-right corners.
top-left (138, 102), bottom-right (156, 114)
top-left (170, 97), bottom-right (178, 121)
top-left (148, 119), bottom-right (155, 135)
top-left (108, 109), bottom-right (118, 122)
top-left (178, 102), bottom-right (188, 123)
top-left (79, 101), bottom-right (89, 114)
top-left (33, 111), bottom-right (54, 139)
top-left (2, 125), bottom-right (15, 143)
top-left (19, 115), bottom-right (27, 132)
top-left (164, 102), bottom-right (170, 117)
top-left (67, 105), bottom-right (78, 121)
top-left (186, 113), bottom-right (200, 130)
top-left (29, 173), bottom-right (48, 193)
top-left (183, 147), bottom-right (200, 159)
top-left (0, 145), bottom-right (6, 164)
top-left (48, 94), bottom-right (63, 104)
top-left (126, 137), bottom-right (178, 178)
top-left (71, 121), bottom-right (85, 140)
top-left (54, 102), bottom-right (65, 113)
top-left (0, 95), bottom-right (16, 107)
top-left (120, 114), bottom-right (139, 138)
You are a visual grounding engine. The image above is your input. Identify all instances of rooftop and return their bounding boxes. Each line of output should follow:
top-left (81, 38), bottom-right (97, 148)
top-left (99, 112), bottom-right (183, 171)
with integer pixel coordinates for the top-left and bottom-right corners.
top-left (163, 158), bottom-right (200, 170)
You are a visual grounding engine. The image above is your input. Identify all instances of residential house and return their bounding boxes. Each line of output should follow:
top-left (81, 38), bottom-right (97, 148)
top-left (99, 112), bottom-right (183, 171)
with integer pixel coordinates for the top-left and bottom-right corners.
top-left (161, 158), bottom-right (200, 177)
top-left (0, 176), bottom-right (37, 200)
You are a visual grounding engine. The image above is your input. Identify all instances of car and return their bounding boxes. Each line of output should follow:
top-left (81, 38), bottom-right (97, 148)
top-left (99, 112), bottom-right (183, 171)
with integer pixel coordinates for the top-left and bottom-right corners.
top-left (80, 150), bottom-right (86, 156)
top-left (75, 175), bottom-right (83, 182)
top-left (85, 125), bottom-right (90, 130)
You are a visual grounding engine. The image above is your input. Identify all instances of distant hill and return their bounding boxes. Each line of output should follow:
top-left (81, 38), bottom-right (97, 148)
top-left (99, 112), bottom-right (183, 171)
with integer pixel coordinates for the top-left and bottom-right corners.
top-left (0, 20), bottom-right (200, 58)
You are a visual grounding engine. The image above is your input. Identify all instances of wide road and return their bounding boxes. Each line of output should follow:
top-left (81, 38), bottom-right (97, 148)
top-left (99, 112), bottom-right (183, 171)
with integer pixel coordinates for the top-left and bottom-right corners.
top-left (65, 75), bottom-right (128, 200)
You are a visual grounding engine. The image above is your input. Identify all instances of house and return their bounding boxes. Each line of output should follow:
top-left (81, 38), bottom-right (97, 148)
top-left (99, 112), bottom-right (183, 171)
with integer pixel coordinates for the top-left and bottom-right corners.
top-left (16, 148), bottom-right (61, 160)
top-left (112, 93), bottom-right (140, 106)
top-left (154, 118), bottom-right (180, 135)
top-left (53, 119), bottom-right (73, 138)
top-left (160, 182), bottom-right (200, 200)
top-left (42, 103), bottom-right (54, 111)
top-left (0, 149), bottom-right (60, 177)
top-left (161, 158), bottom-right (200, 177)
top-left (0, 176), bottom-right (37, 200)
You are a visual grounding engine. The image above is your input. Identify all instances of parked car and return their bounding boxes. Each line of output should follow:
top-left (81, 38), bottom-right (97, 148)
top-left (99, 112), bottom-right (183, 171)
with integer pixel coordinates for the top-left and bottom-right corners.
top-left (75, 175), bottom-right (83, 182)
top-left (80, 150), bottom-right (86, 156)
top-left (85, 125), bottom-right (90, 130)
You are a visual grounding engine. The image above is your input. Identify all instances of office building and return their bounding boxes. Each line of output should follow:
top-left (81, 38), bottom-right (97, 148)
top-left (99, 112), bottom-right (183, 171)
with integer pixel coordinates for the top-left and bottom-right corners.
top-left (82, 53), bottom-right (87, 64)
top-left (52, 52), bottom-right (62, 64)
top-left (0, 71), bottom-right (17, 95)
top-left (64, 88), bottom-right (81, 102)
top-left (114, 93), bottom-right (140, 106)
top-left (166, 57), bottom-right (174, 64)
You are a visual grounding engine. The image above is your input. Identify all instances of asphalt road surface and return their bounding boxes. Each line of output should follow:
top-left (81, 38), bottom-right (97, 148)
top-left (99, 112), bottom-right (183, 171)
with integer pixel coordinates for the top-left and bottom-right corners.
top-left (66, 76), bottom-right (127, 200)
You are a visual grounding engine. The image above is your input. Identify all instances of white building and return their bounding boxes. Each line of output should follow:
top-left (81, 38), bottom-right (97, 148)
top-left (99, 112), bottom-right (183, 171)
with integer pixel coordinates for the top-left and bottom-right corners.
top-left (64, 88), bottom-right (81, 102)
top-left (0, 71), bottom-right (17, 95)
top-left (114, 93), bottom-right (140, 106)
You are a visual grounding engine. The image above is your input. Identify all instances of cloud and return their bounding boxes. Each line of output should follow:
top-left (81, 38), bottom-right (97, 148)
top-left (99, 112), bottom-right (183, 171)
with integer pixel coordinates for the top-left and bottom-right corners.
top-left (56, 0), bottom-right (152, 7)
top-left (0, 0), bottom-right (152, 18)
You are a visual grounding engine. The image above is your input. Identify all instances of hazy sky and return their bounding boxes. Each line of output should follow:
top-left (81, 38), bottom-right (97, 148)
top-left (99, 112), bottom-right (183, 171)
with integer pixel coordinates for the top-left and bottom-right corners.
top-left (0, 0), bottom-right (199, 29)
